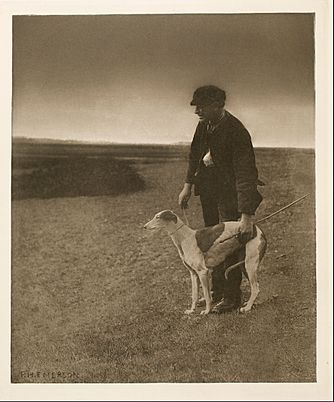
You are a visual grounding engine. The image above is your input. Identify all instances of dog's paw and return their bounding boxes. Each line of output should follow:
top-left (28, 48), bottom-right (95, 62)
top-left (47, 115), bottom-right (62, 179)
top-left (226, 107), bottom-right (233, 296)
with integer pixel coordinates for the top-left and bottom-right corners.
top-left (200, 309), bottom-right (211, 315)
top-left (184, 309), bottom-right (195, 315)
top-left (239, 305), bottom-right (251, 313)
top-left (196, 297), bottom-right (206, 307)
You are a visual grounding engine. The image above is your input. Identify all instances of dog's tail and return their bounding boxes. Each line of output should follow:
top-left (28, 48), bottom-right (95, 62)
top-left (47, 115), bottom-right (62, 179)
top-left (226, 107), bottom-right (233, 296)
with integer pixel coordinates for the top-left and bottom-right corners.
top-left (224, 260), bottom-right (245, 280)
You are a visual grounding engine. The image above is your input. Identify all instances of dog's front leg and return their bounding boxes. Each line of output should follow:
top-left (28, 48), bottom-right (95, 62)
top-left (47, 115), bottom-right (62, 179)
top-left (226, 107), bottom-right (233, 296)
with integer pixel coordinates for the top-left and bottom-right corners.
top-left (198, 271), bottom-right (212, 315)
top-left (184, 271), bottom-right (199, 315)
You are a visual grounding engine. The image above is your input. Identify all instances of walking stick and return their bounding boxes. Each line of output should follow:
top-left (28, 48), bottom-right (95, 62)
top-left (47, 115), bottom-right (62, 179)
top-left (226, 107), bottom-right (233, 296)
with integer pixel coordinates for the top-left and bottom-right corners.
top-left (224, 194), bottom-right (310, 279)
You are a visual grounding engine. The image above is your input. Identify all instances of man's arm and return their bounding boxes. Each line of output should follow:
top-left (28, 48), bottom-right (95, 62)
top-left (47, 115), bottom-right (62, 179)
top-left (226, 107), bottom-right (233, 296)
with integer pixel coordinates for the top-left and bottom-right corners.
top-left (179, 125), bottom-right (201, 208)
top-left (231, 127), bottom-right (263, 241)
top-left (185, 124), bottom-right (202, 185)
top-left (231, 127), bottom-right (262, 216)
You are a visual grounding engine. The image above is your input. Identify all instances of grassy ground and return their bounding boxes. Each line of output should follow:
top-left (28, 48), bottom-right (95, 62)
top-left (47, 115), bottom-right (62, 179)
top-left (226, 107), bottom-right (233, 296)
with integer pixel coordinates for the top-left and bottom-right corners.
top-left (11, 146), bottom-right (316, 383)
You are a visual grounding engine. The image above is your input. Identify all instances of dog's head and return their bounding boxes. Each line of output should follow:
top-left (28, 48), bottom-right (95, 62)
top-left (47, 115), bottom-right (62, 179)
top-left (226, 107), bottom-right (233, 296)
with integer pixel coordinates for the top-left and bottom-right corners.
top-left (144, 210), bottom-right (179, 231)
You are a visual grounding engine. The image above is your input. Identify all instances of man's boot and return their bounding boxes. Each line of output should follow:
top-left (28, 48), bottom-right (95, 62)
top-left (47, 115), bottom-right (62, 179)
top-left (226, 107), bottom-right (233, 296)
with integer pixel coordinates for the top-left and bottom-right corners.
top-left (211, 263), bottom-right (225, 303)
top-left (212, 251), bottom-right (243, 313)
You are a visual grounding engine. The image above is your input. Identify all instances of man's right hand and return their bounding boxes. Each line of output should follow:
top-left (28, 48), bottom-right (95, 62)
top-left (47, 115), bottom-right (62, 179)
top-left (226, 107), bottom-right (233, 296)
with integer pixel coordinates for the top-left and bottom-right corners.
top-left (178, 183), bottom-right (192, 209)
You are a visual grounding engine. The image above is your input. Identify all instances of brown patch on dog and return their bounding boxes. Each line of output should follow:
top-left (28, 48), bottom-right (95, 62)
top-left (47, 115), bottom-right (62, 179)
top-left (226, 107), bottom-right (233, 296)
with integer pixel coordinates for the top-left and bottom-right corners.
top-left (204, 237), bottom-right (242, 268)
top-left (195, 223), bottom-right (226, 253)
top-left (159, 210), bottom-right (177, 224)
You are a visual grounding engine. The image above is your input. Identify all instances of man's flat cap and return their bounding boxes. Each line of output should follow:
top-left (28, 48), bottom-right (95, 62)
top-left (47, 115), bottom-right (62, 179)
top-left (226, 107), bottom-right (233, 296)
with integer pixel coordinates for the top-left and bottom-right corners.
top-left (190, 85), bottom-right (226, 106)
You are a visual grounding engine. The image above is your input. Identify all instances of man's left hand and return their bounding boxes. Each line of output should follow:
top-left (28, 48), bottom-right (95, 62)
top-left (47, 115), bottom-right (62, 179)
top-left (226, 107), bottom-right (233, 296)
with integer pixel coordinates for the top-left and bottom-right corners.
top-left (238, 214), bottom-right (254, 244)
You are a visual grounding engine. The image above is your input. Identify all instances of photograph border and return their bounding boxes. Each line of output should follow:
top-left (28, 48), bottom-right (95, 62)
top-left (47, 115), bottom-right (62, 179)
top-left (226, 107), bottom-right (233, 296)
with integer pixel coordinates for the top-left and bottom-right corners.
top-left (1, 1), bottom-right (332, 400)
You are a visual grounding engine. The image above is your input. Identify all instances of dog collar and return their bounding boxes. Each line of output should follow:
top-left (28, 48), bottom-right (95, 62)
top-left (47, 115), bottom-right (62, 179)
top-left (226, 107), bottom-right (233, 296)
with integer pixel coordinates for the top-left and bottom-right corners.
top-left (168, 223), bottom-right (186, 236)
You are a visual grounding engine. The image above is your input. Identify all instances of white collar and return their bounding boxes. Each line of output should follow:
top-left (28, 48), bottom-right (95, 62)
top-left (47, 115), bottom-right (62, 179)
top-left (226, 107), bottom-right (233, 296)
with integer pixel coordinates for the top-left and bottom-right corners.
top-left (208, 110), bottom-right (226, 131)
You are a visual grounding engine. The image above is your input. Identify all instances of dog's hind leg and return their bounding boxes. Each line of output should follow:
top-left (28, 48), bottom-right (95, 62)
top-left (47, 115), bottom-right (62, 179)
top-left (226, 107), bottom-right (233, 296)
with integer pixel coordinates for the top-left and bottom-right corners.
top-left (198, 271), bottom-right (212, 315)
top-left (184, 270), bottom-right (199, 315)
top-left (240, 240), bottom-right (261, 313)
top-left (240, 262), bottom-right (259, 313)
top-left (240, 227), bottom-right (266, 313)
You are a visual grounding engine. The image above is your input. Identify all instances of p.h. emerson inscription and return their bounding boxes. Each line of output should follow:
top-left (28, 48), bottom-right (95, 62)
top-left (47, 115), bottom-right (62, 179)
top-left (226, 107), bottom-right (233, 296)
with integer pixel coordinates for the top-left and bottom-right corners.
top-left (19, 370), bottom-right (80, 381)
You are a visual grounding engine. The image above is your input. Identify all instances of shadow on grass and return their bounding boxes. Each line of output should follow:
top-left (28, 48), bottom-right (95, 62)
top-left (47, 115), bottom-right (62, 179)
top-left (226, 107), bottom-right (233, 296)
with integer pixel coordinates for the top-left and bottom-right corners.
top-left (12, 156), bottom-right (146, 200)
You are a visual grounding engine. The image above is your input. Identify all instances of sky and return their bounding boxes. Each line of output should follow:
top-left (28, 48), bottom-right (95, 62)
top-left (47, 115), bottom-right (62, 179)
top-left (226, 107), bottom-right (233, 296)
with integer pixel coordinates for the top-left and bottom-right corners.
top-left (12, 13), bottom-right (315, 147)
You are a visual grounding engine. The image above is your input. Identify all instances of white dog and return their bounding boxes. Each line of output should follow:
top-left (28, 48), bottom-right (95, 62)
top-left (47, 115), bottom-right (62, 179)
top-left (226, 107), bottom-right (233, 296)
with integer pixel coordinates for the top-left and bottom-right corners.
top-left (144, 210), bottom-right (266, 315)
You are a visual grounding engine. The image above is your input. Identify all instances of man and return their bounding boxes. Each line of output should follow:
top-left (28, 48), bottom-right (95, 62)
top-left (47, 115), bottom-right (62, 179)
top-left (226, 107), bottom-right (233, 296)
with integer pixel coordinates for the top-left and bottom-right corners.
top-left (178, 85), bottom-right (263, 313)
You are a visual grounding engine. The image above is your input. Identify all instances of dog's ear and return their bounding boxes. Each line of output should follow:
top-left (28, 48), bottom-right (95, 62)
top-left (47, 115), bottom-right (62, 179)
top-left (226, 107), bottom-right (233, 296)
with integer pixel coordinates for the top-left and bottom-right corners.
top-left (159, 210), bottom-right (177, 224)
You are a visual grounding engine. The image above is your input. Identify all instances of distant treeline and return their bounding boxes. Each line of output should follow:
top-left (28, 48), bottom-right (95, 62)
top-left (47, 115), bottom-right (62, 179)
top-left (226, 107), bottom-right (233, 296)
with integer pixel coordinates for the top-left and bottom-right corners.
top-left (12, 156), bottom-right (146, 200)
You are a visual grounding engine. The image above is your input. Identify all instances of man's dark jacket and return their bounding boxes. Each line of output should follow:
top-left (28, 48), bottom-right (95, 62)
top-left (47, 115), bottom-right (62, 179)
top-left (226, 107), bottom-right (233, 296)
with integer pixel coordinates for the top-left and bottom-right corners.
top-left (186, 110), bottom-right (263, 215)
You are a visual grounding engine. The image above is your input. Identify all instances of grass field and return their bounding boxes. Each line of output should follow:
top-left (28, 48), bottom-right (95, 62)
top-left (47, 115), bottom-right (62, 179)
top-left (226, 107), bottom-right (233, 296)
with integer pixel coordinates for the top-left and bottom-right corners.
top-left (11, 141), bottom-right (316, 383)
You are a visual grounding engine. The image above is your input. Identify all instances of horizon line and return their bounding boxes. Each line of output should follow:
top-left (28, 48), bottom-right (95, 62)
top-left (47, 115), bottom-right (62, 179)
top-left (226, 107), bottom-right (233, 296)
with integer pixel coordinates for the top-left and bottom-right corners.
top-left (12, 136), bottom-right (315, 149)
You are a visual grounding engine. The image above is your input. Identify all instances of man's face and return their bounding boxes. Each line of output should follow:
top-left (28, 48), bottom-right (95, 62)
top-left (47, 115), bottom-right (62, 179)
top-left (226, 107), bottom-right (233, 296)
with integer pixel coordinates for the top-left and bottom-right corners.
top-left (194, 101), bottom-right (222, 122)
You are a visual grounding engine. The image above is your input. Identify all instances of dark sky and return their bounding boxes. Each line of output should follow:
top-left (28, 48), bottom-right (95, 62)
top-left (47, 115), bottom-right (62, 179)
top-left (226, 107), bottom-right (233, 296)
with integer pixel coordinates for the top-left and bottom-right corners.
top-left (12, 13), bottom-right (315, 146)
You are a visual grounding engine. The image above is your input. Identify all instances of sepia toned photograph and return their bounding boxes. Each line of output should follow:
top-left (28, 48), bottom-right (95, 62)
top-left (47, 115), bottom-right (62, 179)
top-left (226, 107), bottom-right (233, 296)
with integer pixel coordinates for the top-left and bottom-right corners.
top-left (1, 1), bottom-right (332, 400)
